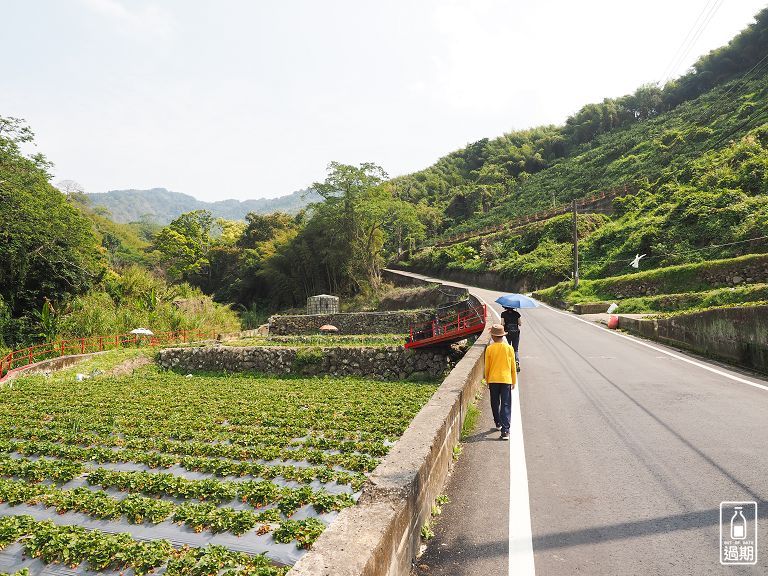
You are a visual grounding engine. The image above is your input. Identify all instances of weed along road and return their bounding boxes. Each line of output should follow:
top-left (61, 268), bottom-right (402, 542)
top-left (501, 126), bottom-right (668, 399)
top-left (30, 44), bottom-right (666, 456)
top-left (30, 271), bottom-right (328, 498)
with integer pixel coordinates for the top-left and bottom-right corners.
top-left (389, 270), bottom-right (768, 576)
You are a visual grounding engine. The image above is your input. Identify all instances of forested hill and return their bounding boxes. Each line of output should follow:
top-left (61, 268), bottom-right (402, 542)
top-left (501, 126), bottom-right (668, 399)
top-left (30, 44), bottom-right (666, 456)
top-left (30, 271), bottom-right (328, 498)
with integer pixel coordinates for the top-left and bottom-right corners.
top-left (391, 7), bottom-right (768, 240)
top-left (88, 187), bottom-right (320, 224)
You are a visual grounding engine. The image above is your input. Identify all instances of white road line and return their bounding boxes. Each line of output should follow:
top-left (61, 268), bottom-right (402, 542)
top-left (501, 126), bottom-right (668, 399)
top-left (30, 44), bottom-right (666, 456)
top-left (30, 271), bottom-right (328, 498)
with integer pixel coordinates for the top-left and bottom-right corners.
top-left (538, 302), bottom-right (768, 393)
top-left (481, 302), bottom-right (536, 576)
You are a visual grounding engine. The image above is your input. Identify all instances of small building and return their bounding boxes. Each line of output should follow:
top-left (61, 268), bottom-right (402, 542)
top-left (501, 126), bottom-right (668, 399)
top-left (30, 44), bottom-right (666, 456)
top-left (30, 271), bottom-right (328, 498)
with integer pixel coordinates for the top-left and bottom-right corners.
top-left (307, 294), bottom-right (340, 315)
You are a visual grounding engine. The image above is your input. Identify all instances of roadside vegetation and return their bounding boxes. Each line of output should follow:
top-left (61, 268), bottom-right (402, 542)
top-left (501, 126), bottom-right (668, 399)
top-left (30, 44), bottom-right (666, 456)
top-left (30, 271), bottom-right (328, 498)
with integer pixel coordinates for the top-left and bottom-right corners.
top-left (536, 254), bottom-right (768, 313)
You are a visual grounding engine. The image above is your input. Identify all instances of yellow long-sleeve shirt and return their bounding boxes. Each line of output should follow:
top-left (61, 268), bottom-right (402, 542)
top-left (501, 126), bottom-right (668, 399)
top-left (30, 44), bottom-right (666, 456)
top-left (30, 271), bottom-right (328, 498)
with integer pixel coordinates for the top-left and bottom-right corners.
top-left (484, 340), bottom-right (517, 385)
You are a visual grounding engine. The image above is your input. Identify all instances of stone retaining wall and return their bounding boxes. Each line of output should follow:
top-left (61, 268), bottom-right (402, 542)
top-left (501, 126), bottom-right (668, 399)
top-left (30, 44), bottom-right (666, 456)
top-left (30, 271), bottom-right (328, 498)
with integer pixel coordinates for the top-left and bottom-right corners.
top-left (157, 345), bottom-right (458, 380)
top-left (269, 310), bottom-right (434, 336)
top-left (619, 305), bottom-right (768, 374)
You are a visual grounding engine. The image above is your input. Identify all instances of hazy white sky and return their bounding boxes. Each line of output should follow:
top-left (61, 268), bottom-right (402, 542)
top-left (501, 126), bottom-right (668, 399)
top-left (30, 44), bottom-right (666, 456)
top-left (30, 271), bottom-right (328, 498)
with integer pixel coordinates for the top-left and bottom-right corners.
top-left (2, 0), bottom-right (765, 201)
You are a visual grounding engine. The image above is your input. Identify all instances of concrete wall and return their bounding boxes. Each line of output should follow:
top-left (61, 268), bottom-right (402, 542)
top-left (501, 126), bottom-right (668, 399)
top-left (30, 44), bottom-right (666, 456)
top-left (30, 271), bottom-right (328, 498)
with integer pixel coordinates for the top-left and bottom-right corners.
top-left (619, 305), bottom-right (768, 374)
top-left (157, 345), bottom-right (458, 381)
top-left (269, 310), bottom-right (434, 336)
top-left (289, 327), bottom-right (489, 576)
top-left (379, 272), bottom-right (472, 311)
top-left (573, 302), bottom-right (613, 314)
top-left (388, 265), bottom-right (537, 293)
top-left (0, 352), bottom-right (101, 383)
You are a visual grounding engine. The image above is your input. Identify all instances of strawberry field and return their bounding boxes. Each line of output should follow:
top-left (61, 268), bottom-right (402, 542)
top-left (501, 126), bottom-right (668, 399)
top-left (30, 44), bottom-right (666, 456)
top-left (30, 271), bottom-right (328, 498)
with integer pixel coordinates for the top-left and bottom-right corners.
top-left (0, 356), bottom-right (438, 575)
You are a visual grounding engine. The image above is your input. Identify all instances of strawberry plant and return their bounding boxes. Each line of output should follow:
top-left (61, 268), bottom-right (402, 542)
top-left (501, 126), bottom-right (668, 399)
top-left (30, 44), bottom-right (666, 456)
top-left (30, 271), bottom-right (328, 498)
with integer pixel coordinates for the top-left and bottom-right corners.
top-left (273, 518), bottom-right (326, 549)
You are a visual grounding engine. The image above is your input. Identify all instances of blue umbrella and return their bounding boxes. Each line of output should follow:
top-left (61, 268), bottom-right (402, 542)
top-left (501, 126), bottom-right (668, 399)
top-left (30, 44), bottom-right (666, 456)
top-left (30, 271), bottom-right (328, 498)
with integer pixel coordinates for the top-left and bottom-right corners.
top-left (495, 294), bottom-right (539, 309)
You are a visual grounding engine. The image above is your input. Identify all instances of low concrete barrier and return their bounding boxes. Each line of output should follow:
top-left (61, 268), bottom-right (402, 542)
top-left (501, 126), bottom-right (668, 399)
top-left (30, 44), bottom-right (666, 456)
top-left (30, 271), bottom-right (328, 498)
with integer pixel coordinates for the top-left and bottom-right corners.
top-left (289, 277), bottom-right (489, 576)
top-left (619, 305), bottom-right (768, 374)
top-left (573, 301), bottom-right (613, 314)
top-left (1, 353), bottom-right (101, 383)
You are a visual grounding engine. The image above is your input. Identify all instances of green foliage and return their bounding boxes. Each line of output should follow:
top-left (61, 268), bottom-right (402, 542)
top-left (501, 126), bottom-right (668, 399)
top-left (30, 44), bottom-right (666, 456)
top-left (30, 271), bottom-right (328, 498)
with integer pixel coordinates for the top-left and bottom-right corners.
top-left (389, 8), bottom-right (768, 250)
top-left (607, 284), bottom-right (768, 314)
top-left (226, 334), bottom-right (405, 348)
top-left (0, 364), bottom-right (438, 570)
top-left (0, 117), bottom-right (104, 344)
top-left (461, 403), bottom-right (480, 439)
top-left (33, 300), bottom-right (58, 342)
top-left (536, 254), bottom-right (768, 304)
top-left (152, 210), bottom-right (216, 282)
top-left (69, 195), bottom-right (155, 267)
top-left (57, 265), bottom-right (240, 337)
top-left (420, 519), bottom-right (435, 540)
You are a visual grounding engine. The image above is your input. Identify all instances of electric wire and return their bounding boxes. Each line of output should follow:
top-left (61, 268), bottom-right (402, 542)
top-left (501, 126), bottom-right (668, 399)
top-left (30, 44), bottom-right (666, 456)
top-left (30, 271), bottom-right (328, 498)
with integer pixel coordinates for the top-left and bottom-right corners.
top-left (660, 0), bottom-right (721, 85)
top-left (578, 234), bottom-right (768, 267)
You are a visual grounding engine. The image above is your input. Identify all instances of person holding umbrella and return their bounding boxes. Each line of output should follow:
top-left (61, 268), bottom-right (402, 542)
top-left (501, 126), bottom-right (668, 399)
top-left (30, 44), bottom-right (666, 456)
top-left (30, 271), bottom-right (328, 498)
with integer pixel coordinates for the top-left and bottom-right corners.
top-left (495, 294), bottom-right (538, 373)
top-left (485, 323), bottom-right (517, 440)
top-left (501, 306), bottom-right (521, 372)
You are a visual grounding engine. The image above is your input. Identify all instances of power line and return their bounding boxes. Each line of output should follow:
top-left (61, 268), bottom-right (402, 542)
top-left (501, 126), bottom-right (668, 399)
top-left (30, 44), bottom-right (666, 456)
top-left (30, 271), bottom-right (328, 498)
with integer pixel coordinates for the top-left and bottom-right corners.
top-left (660, 0), bottom-right (720, 85)
top-left (579, 234), bottom-right (768, 266)
top-left (684, 51), bottom-right (768, 131)
top-left (707, 101), bottom-right (768, 151)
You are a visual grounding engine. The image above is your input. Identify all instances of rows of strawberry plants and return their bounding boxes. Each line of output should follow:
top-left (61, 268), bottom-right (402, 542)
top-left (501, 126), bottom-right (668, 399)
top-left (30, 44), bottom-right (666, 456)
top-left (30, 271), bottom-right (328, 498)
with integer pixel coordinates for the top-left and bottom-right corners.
top-left (0, 371), bottom-right (431, 440)
top-left (0, 515), bottom-right (288, 575)
top-left (0, 419), bottom-right (392, 454)
top-left (0, 477), bottom-right (325, 542)
top-left (0, 439), bottom-right (368, 488)
top-left (0, 365), bottom-right (438, 572)
top-left (0, 459), bottom-right (355, 514)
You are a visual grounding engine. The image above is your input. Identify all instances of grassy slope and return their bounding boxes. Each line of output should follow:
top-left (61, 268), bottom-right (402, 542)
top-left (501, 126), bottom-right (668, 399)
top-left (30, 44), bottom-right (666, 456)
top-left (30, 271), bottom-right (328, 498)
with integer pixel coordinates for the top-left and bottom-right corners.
top-left (400, 78), bottom-right (768, 290)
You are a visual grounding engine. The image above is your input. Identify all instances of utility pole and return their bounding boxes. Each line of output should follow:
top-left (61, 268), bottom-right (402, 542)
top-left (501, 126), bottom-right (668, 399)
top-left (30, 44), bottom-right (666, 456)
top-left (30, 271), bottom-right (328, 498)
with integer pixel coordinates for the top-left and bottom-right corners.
top-left (572, 199), bottom-right (579, 288)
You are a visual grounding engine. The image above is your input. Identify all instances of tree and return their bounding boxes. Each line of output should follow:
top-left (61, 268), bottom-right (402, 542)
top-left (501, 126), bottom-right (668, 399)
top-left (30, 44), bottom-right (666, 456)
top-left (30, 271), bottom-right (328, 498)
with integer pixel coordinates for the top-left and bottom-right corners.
top-left (312, 162), bottom-right (392, 292)
top-left (238, 212), bottom-right (296, 248)
top-left (0, 117), bottom-right (104, 345)
top-left (152, 210), bottom-right (216, 282)
top-left (56, 179), bottom-right (88, 204)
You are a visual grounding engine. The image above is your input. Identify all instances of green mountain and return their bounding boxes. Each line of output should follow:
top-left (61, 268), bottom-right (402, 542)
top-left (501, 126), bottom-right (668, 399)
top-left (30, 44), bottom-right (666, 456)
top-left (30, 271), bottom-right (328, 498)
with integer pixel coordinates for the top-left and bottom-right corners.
top-left (87, 187), bottom-right (320, 224)
top-left (396, 7), bottom-right (768, 290)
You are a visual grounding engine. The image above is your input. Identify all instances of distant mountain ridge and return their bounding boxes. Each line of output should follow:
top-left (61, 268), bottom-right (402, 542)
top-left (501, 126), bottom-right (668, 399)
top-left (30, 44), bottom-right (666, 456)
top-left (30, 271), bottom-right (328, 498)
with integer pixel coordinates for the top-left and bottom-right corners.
top-left (87, 187), bottom-right (320, 224)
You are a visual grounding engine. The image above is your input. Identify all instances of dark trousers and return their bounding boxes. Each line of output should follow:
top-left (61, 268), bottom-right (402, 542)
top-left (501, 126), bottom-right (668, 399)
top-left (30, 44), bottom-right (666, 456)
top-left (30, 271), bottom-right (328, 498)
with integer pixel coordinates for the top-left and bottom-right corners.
top-left (505, 330), bottom-right (520, 363)
top-left (489, 383), bottom-right (512, 433)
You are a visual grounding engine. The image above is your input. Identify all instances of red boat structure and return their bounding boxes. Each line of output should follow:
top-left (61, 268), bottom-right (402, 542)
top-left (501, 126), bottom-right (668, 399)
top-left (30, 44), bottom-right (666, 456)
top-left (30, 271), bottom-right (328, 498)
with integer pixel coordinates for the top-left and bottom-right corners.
top-left (405, 301), bottom-right (487, 349)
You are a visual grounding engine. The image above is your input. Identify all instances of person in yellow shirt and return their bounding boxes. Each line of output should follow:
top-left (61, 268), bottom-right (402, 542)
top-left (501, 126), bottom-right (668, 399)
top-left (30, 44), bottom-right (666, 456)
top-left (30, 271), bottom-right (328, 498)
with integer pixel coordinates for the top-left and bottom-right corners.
top-left (484, 323), bottom-right (517, 440)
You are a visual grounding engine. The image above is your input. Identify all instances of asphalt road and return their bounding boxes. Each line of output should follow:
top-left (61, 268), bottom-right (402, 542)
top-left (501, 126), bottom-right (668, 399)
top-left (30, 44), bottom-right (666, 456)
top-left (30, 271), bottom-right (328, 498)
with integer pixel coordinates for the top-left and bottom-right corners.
top-left (397, 270), bottom-right (768, 576)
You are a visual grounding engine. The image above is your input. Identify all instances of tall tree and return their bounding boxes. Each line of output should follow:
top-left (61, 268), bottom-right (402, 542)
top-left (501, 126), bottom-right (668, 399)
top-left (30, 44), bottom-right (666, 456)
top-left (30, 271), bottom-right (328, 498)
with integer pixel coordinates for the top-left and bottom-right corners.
top-left (0, 117), bottom-right (104, 344)
top-left (152, 210), bottom-right (216, 282)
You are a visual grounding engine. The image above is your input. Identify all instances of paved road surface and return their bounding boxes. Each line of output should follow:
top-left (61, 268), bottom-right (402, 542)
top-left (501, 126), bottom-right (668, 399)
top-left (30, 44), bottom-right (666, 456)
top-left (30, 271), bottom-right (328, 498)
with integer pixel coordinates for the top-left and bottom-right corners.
top-left (396, 270), bottom-right (768, 576)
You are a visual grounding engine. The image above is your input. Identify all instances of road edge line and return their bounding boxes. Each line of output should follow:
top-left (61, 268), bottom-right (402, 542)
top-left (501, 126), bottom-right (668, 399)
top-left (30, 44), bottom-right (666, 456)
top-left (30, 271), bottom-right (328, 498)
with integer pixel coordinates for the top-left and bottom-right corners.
top-left (483, 302), bottom-right (536, 576)
top-left (539, 302), bottom-right (768, 393)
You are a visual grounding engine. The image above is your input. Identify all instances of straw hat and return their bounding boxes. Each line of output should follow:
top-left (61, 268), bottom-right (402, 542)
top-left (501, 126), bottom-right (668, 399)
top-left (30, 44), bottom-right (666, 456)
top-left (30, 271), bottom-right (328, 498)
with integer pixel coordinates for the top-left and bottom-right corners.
top-left (490, 323), bottom-right (507, 337)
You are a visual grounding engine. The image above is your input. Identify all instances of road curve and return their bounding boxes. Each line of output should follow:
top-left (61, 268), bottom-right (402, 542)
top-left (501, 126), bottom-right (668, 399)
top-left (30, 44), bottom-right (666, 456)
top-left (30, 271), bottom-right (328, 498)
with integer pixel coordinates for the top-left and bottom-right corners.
top-left (391, 269), bottom-right (768, 575)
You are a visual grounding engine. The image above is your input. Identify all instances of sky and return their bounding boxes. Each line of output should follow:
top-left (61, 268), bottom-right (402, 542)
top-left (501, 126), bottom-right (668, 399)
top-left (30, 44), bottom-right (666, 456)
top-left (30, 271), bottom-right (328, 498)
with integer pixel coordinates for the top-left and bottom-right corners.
top-left (1, 0), bottom-right (766, 202)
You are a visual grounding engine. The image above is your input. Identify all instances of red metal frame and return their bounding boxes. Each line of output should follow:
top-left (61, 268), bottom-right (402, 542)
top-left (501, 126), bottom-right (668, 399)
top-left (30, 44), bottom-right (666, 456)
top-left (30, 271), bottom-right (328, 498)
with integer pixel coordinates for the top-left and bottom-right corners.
top-left (405, 304), bottom-right (487, 349)
top-left (0, 329), bottom-right (215, 380)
